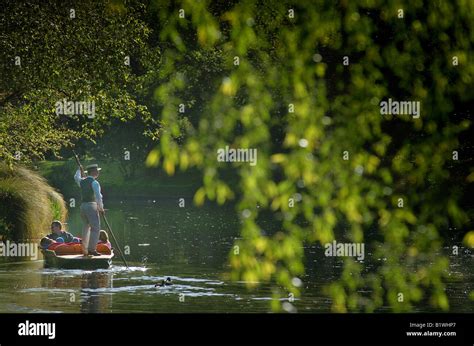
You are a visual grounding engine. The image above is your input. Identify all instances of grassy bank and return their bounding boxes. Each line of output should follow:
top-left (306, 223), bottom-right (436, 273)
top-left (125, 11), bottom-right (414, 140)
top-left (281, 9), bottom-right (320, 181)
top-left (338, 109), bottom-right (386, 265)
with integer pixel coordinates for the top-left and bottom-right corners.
top-left (0, 164), bottom-right (67, 241)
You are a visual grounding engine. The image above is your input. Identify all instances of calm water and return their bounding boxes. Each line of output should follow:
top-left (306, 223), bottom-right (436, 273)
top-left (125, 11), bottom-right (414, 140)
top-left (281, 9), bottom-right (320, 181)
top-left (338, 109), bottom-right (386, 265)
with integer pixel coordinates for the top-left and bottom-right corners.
top-left (0, 198), bottom-right (472, 313)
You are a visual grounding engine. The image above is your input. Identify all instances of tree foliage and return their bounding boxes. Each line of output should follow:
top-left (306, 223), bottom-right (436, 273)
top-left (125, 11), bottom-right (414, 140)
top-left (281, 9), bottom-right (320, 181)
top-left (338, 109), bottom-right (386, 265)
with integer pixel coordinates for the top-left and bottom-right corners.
top-left (0, 0), bottom-right (158, 162)
top-left (145, 0), bottom-right (473, 312)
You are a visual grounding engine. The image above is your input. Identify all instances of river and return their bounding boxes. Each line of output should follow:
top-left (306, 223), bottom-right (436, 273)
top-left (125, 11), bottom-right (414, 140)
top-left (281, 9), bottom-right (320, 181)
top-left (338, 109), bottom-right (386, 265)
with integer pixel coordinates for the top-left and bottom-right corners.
top-left (0, 198), bottom-right (472, 313)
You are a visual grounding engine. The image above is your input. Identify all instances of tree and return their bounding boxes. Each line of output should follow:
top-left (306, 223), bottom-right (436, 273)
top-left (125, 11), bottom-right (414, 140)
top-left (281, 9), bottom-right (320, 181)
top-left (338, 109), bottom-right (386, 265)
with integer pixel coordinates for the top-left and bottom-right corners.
top-left (0, 0), bottom-right (159, 163)
top-left (145, 0), bottom-right (473, 312)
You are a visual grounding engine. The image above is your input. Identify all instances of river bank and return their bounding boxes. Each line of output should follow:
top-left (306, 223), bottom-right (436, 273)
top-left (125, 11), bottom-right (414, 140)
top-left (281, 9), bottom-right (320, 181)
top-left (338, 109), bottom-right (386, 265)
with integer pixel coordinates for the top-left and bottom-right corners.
top-left (38, 160), bottom-right (207, 200)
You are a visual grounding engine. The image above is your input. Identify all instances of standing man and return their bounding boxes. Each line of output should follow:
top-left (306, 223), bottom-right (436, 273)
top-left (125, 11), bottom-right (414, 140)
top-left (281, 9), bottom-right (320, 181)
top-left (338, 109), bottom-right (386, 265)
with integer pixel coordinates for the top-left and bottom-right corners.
top-left (74, 163), bottom-right (104, 256)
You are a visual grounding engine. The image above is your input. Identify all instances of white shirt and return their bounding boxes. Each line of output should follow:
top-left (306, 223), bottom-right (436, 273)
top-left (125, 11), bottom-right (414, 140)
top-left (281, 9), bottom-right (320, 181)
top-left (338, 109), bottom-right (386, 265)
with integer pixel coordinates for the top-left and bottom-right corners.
top-left (74, 169), bottom-right (104, 209)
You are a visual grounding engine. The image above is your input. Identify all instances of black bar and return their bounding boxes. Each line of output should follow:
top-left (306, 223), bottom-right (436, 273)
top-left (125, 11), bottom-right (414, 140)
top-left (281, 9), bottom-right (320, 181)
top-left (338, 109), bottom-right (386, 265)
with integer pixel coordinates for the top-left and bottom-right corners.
top-left (0, 313), bottom-right (472, 345)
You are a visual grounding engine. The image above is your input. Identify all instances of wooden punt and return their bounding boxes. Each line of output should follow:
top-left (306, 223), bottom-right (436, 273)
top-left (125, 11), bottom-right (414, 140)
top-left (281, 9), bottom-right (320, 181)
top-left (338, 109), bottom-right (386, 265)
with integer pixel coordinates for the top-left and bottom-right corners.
top-left (42, 249), bottom-right (114, 269)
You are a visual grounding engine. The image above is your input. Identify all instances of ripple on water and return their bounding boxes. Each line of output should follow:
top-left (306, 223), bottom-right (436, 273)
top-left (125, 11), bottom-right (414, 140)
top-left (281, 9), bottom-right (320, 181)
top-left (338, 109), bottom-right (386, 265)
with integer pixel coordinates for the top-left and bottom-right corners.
top-left (5, 304), bottom-right (63, 314)
top-left (123, 275), bottom-right (224, 285)
top-left (80, 283), bottom-right (235, 299)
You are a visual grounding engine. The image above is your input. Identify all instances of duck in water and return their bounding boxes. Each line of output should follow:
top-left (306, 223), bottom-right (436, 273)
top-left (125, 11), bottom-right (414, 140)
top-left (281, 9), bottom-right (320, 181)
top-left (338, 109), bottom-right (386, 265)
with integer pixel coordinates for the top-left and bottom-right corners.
top-left (155, 277), bottom-right (173, 287)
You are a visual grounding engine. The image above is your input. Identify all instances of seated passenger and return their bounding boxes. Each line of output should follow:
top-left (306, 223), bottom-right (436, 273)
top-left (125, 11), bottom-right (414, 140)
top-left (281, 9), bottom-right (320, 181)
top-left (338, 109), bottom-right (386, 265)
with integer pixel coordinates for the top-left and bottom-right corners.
top-left (39, 234), bottom-right (110, 256)
top-left (93, 230), bottom-right (112, 255)
top-left (98, 230), bottom-right (112, 249)
top-left (39, 237), bottom-right (62, 251)
top-left (46, 221), bottom-right (75, 243)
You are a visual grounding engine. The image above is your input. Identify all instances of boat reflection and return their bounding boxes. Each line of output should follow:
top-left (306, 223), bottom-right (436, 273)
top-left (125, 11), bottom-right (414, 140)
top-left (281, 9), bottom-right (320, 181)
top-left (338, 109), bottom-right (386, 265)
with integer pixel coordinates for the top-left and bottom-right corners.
top-left (40, 270), bottom-right (113, 313)
top-left (79, 271), bottom-right (113, 313)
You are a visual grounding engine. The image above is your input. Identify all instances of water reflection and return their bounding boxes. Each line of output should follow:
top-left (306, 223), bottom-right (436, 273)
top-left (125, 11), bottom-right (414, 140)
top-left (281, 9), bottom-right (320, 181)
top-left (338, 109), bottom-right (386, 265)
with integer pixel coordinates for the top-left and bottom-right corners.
top-left (0, 198), bottom-right (471, 313)
top-left (79, 272), bottom-right (113, 313)
top-left (36, 269), bottom-right (114, 312)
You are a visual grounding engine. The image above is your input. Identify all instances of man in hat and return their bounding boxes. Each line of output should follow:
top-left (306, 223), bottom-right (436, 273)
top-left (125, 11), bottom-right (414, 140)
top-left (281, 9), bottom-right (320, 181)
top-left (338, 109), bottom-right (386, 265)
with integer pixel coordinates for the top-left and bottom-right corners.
top-left (74, 163), bottom-right (104, 256)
